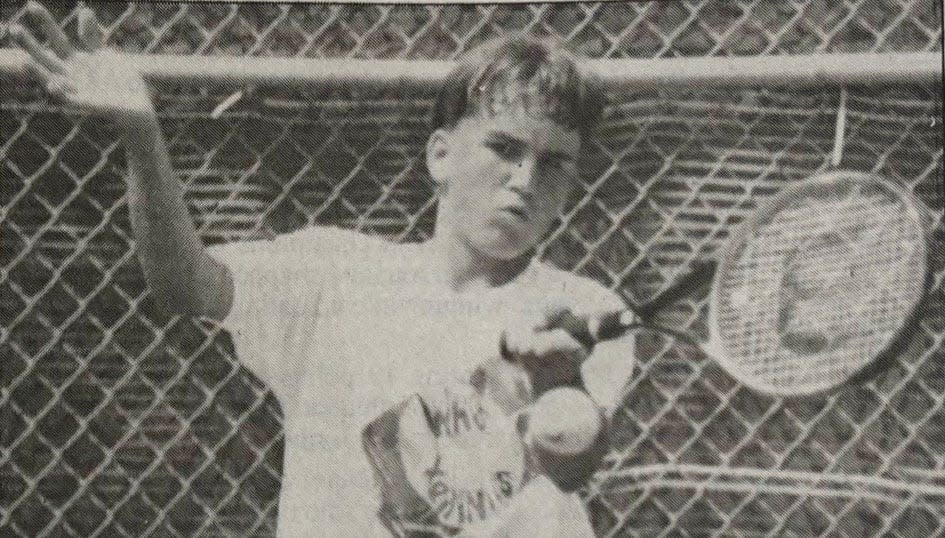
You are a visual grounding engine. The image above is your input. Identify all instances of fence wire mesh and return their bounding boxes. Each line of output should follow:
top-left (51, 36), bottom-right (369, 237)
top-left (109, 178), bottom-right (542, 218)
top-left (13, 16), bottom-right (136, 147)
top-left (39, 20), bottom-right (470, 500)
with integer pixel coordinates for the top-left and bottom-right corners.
top-left (1, 1), bottom-right (943, 537)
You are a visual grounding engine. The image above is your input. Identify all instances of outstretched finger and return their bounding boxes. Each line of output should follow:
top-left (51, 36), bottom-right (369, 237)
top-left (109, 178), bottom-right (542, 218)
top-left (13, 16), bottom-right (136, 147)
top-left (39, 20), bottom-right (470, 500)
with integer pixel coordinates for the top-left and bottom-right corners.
top-left (10, 24), bottom-right (65, 73)
top-left (77, 6), bottom-right (104, 51)
top-left (25, 1), bottom-right (75, 59)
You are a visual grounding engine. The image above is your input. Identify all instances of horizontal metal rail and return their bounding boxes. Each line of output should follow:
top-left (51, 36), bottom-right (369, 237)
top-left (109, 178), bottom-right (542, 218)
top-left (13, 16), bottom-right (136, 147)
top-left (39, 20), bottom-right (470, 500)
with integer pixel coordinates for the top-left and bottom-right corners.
top-left (0, 50), bottom-right (940, 90)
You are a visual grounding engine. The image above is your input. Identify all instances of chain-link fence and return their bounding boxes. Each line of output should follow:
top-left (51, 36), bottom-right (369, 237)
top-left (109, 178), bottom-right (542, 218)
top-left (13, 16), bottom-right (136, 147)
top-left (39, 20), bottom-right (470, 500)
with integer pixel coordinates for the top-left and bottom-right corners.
top-left (1, 1), bottom-right (942, 536)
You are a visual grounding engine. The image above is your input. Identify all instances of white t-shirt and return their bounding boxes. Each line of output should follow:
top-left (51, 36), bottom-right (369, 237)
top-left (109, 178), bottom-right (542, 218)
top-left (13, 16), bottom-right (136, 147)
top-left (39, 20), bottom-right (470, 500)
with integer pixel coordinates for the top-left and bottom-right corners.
top-left (209, 226), bottom-right (634, 536)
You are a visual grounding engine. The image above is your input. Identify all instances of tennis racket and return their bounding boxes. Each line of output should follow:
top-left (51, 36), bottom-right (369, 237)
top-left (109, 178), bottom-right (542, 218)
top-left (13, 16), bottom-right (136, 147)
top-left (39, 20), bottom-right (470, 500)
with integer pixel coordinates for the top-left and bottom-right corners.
top-left (556, 170), bottom-right (932, 397)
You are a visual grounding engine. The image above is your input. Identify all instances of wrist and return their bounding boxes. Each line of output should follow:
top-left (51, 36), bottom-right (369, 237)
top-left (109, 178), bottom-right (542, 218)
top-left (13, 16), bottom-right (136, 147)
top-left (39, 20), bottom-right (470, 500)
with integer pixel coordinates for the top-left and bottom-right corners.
top-left (116, 111), bottom-right (161, 154)
top-left (114, 105), bottom-right (159, 138)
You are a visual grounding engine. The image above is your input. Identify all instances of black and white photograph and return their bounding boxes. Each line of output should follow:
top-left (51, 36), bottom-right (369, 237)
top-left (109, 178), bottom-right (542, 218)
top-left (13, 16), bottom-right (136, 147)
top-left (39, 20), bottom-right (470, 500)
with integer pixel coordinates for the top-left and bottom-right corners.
top-left (1, 1), bottom-right (943, 536)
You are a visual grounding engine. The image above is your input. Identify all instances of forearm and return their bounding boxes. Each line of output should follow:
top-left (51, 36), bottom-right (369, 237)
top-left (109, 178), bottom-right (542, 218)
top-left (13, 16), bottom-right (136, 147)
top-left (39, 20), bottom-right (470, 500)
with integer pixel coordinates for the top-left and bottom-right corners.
top-left (12, 2), bottom-right (232, 319)
top-left (121, 113), bottom-right (232, 319)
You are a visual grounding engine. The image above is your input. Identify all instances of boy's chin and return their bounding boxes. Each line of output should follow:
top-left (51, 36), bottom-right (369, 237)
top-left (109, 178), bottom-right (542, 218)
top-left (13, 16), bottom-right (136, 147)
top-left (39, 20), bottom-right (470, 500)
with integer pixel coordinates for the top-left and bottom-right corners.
top-left (468, 231), bottom-right (539, 262)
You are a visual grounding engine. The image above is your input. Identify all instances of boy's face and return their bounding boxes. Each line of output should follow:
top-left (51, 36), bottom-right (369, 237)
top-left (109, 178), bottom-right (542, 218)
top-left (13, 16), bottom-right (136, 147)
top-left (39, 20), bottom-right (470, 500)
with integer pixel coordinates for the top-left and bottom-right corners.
top-left (428, 112), bottom-right (581, 260)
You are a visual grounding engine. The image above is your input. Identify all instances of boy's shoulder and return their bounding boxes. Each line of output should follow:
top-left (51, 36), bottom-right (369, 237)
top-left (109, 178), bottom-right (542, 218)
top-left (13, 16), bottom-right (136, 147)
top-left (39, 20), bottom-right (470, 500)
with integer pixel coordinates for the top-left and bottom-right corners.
top-left (272, 225), bottom-right (403, 258)
top-left (275, 225), bottom-right (381, 247)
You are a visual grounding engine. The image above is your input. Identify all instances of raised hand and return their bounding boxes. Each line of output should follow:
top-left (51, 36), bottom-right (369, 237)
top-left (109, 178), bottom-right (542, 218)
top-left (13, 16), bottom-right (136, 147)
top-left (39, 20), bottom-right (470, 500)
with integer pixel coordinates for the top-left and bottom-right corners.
top-left (12, 3), bottom-right (234, 321)
top-left (11, 2), bottom-right (154, 124)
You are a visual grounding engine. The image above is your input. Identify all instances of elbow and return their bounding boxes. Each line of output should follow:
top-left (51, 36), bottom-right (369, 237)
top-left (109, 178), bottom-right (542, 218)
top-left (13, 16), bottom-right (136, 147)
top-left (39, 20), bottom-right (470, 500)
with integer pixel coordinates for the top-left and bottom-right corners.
top-left (142, 255), bottom-right (231, 320)
top-left (146, 265), bottom-right (232, 321)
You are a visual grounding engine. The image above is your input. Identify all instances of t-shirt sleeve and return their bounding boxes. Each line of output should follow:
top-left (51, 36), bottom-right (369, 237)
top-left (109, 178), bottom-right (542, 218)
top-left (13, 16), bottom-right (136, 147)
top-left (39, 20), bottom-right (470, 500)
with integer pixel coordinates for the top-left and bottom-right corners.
top-left (206, 226), bottom-right (357, 404)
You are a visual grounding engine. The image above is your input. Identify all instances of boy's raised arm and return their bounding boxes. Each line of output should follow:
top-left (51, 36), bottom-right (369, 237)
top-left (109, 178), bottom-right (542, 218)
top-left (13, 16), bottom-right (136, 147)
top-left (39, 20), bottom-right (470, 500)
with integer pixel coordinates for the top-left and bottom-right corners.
top-left (12, 3), bottom-right (233, 320)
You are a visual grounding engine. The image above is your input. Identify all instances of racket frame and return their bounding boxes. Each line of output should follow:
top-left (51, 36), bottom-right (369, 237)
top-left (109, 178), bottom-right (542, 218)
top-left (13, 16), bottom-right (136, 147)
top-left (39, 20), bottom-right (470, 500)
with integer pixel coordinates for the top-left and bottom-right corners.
top-left (705, 170), bottom-right (931, 396)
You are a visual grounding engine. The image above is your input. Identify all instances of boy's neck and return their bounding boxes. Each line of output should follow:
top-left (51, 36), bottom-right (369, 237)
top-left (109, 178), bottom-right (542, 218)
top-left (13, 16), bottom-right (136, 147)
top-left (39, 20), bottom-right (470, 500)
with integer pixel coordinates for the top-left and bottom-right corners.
top-left (427, 230), bottom-right (532, 292)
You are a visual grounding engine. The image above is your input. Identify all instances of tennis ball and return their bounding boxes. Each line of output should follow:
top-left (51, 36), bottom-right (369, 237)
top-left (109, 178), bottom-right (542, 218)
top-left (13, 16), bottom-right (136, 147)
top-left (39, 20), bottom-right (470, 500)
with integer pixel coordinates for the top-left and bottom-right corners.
top-left (528, 387), bottom-right (603, 456)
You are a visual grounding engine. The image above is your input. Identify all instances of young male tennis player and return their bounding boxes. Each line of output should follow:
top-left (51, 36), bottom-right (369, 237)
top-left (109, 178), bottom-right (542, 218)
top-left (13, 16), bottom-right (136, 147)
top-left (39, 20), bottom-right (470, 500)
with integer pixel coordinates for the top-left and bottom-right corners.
top-left (14, 3), bottom-right (635, 535)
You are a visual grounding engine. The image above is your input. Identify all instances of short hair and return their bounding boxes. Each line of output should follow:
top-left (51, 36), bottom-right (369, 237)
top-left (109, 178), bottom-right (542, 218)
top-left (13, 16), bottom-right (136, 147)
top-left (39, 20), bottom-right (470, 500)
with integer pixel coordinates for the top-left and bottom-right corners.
top-left (431, 37), bottom-right (607, 139)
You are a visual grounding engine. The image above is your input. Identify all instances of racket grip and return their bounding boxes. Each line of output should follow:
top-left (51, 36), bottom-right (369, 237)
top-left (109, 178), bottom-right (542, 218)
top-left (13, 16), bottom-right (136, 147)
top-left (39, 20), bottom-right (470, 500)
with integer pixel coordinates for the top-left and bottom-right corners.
top-left (545, 310), bottom-right (632, 349)
top-left (595, 311), bottom-right (634, 341)
top-left (498, 310), bottom-right (634, 362)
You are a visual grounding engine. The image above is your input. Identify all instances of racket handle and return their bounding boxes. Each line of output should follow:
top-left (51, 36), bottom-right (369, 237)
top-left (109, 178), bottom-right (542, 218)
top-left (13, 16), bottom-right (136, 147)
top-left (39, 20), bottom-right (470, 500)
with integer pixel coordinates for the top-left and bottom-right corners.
top-left (545, 310), bottom-right (633, 349)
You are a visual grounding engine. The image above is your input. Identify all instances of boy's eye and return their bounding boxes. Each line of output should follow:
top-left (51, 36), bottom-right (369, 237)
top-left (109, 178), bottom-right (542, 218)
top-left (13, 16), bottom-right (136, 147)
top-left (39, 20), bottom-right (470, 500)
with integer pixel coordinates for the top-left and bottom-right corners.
top-left (542, 156), bottom-right (574, 173)
top-left (545, 157), bottom-right (565, 170)
top-left (486, 140), bottom-right (520, 160)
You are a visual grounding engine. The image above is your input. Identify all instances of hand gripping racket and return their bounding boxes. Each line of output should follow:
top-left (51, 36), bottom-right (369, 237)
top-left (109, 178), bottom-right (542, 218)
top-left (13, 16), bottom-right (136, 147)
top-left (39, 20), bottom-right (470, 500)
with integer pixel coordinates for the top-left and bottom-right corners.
top-left (558, 170), bottom-right (932, 397)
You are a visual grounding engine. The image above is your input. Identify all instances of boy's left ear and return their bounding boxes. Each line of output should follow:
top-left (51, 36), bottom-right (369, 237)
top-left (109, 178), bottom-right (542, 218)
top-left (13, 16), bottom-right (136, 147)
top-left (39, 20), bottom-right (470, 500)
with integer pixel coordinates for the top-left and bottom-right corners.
top-left (426, 129), bottom-right (451, 187)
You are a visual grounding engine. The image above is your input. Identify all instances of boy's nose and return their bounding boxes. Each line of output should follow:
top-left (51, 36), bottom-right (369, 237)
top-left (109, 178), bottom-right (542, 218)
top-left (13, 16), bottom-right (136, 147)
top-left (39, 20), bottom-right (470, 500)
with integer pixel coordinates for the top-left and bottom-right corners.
top-left (507, 158), bottom-right (539, 192)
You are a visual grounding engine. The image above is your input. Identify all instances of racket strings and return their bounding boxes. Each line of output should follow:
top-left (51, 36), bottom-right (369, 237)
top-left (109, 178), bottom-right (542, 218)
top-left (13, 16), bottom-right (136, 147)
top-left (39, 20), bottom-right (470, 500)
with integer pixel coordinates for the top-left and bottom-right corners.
top-left (715, 180), bottom-right (925, 391)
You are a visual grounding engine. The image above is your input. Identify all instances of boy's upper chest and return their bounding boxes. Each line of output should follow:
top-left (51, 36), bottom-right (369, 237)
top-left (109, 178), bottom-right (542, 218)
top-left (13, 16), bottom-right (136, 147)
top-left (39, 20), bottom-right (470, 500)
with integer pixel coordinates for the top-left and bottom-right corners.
top-left (334, 260), bottom-right (514, 378)
top-left (319, 246), bottom-right (549, 401)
